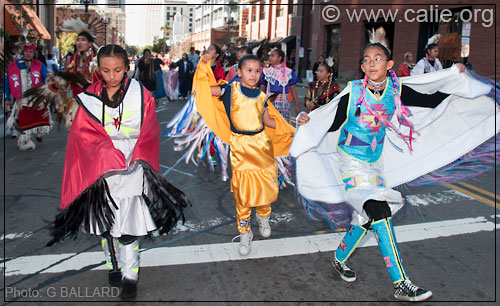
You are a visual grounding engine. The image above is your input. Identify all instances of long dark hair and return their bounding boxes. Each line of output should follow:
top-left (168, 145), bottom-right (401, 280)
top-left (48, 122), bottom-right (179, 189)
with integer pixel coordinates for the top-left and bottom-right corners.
top-left (270, 48), bottom-right (285, 63)
top-left (425, 43), bottom-right (438, 55)
top-left (210, 44), bottom-right (222, 61)
top-left (362, 42), bottom-right (392, 62)
top-left (97, 44), bottom-right (130, 106)
top-left (318, 63), bottom-right (333, 74)
top-left (97, 44), bottom-right (130, 68)
top-left (238, 46), bottom-right (253, 56)
top-left (78, 31), bottom-right (94, 43)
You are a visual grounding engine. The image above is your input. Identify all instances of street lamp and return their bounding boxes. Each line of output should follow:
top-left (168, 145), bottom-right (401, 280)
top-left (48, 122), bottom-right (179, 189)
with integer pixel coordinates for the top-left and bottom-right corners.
top-left (103, 17), bottom-right (110, 45)
top-left (226, 11), bottom-right (236, 43)
top-left (81, 0), bottom-right (91, 13)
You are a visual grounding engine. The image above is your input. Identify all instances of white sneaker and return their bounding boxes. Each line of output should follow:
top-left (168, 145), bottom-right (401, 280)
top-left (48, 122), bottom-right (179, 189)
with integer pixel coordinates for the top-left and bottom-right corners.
top-left (256, 214), bottom-right (271, 238)
top-left (237, 230), bottom-right (253, 256)
top-left (18, 135), bottom-right (36, 151)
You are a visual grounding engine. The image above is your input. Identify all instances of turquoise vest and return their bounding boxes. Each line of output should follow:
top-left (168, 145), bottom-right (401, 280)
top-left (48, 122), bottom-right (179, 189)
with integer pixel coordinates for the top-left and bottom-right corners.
top-left (337, 78), bottom-right (399, 163)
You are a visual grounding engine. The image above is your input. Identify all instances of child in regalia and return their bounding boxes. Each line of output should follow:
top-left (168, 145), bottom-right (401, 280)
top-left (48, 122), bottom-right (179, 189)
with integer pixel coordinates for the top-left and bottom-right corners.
top-left (304, 63), bottom-right (340, 112)
top-left (292, 27), bottom-right (497, 302)
top-left (47, 45), bottom-right (190, 300)
top-left (194, 54), bottom-right (294, 256)
top-left (259, 48), bottom-right (300, 122)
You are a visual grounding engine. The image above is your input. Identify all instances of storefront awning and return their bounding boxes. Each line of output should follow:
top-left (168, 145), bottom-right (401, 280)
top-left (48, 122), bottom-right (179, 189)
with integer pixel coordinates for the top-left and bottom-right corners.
top-left (5, 2), bottom-right (51, 40)
top-left (246, 38), bottom-right (266, 48)
top-left (281, 35), bottom-right (296, 44)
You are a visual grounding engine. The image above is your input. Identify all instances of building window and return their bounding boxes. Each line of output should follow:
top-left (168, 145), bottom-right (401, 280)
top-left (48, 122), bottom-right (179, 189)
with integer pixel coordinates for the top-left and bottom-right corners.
top-left (252, 6), bottom-right (256, 22)
top-left (167, 7), bottom-right (170, 11)
top-left (260, 4), bottom-right (265, 19)
top-left (277, 1), bottom-right (284, 17)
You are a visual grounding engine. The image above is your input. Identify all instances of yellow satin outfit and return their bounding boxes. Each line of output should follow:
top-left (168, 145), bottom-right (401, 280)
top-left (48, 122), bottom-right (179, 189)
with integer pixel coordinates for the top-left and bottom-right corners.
top-left (192, 60), bottom-right (295, 234)
top-left (229, 82), bottom-right (278, 233)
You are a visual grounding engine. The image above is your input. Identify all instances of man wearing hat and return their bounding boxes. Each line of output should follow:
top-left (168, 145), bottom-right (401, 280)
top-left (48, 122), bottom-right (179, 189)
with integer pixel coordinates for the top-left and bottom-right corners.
top-left (5, 43), bottom-right (51, 151)
top-left (176, 53), bottom-right (194, 100)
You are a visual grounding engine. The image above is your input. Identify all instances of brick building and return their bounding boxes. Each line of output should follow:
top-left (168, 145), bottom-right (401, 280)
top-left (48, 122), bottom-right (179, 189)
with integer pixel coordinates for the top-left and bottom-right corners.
top-left (191, 1), bottom-right (240, 52)
top-left (301, 0), bottom-right (498, 81)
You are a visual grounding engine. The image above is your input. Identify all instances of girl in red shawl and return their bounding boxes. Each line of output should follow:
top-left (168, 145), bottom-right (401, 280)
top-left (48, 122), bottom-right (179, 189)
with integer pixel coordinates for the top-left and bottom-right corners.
top-left (48, 45), bottom-right (189, 300)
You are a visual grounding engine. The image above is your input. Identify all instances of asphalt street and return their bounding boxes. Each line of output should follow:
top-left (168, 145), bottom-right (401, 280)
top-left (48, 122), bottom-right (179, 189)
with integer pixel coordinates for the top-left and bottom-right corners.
top-left (1, 80), bottom-right (499, 305)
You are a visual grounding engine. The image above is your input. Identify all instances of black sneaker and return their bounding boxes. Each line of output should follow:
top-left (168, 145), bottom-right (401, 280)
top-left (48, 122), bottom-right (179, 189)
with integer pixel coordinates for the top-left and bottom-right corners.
top-left (394, 279), bottom-right (432, 302)
top-left (108, 270), bottom-right (122, 287)
top-left (121, 279), bottom-right (137, 300)
top-left (331, 256), bottom-right (356, 283)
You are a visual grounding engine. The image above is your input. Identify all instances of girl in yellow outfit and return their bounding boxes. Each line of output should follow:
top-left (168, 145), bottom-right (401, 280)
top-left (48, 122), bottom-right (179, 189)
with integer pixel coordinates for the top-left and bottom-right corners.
top-left (196, 53), bottom-right (294, 256)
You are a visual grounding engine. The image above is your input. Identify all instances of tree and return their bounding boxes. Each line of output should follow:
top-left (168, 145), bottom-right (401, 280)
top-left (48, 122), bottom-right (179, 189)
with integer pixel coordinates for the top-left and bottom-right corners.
top-left (160, 22), bottom-right (171, 40)
top-left (126, 45), bottom-right (139, 57)
top-left (58, 32), bottom-right (77, 56)
top-left (152, 37), bottom-right (169, 54)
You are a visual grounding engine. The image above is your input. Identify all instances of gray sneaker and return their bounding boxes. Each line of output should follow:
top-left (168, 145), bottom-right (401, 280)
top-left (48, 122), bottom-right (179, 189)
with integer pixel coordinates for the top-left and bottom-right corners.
top-left (331, 253), bottom-right (356, 283)
top-left (393, 279), bottom-right (432, 302)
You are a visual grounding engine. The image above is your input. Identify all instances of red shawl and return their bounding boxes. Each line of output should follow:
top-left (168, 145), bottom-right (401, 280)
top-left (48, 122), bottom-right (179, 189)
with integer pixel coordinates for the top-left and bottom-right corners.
top-left (60, 80), bottom-right (159, 209)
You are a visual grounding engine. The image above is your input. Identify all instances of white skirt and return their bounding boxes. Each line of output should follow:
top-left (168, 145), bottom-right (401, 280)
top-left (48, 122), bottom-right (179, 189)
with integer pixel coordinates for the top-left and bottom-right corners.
top-left (84, 163), bottom-right (157, 237)
top-left (337, 151), bottom-right (404, 226)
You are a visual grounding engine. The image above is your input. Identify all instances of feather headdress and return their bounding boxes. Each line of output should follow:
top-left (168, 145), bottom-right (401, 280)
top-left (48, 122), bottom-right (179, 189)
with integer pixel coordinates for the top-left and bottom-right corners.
top-left (22, 71), bottom-right (91, 130)
top-left (281, 42), bottom-right (287, 56)
top-left (59, 15), bottom-right (105, 47)
top-left (367, 27), bottom-right (390, 53)
top-left (426, 33), bottom-right (441, 47)
top-left (252, 45), bottom-right (260, 55)
top-left (61, 18), bottom-right (92, 36)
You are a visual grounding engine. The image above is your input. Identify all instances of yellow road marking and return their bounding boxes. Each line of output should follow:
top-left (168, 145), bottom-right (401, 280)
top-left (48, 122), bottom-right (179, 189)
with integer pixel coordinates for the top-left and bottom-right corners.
top-left (441, 182), bottom-right (499, 210)
top-left (456, 182), bottom-right (500, 201)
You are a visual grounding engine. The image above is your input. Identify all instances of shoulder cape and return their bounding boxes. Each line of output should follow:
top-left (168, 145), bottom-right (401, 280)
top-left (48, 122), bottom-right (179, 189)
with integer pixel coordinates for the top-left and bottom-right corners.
top-left (60, 79), bottom-right (159, 210)
top-left (193, 60), bottom-right (295, 157)
top-left (290, 66), bottom-right (499, 204)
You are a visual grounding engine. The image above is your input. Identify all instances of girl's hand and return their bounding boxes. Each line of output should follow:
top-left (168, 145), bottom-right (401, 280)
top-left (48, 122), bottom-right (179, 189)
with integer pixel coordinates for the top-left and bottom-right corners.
top-left (296, 112), bottom-right (310, 126)
top-left (201, 54), bottom-right (211, 64)
top-left (295, 105), bottom-right (301, 116)
top-left (456, 63), bottom-right (466, 73)
top-left (306, 101), bottom-right (315, 111)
